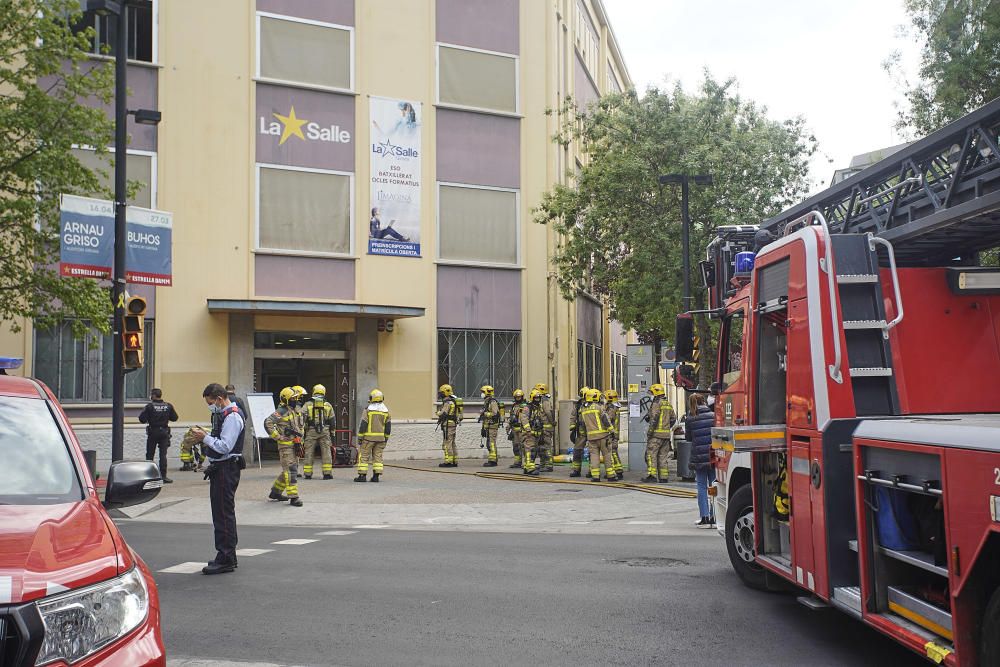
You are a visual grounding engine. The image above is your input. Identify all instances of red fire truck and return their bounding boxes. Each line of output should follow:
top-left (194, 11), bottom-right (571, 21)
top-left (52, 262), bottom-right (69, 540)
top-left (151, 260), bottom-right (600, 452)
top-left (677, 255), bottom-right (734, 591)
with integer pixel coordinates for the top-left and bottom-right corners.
top-left (689, 98), bottom-right (1000, 665)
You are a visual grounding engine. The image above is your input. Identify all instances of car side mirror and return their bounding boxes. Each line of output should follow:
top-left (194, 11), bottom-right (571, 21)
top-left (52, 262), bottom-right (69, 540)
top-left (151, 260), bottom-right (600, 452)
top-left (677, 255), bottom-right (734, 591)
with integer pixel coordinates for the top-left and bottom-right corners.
top-left (103, 461), bottom-right (162, 509)
top-left (710, 381), bottom-right (722, 396)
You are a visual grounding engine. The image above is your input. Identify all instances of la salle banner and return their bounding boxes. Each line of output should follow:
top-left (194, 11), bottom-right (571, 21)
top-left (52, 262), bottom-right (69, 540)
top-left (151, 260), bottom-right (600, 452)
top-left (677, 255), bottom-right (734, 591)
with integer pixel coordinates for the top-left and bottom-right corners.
top-left (369, 96), bottom-right (421, 257)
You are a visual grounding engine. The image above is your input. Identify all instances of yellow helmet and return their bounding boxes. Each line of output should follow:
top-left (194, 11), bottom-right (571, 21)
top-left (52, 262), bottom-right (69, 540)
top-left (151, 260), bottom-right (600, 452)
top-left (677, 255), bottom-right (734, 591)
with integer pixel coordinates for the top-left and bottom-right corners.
top-left (292, 385), bottom-right (306, 398)
top-left (279, 387), bottom-right (294, 405)
top-left (528, 389), bottom-right (541, 402)
top-left (534, 383), bottom-right (548, 394)
top-left (579, 386), bottom-right (590, 398)
top-left (438, 384), bottom-right (453, 398)
top-left (586, 388), bottom-right (602, 402)
top-left (369, 389), bottom-right (384, 403)
top-left (605, 389), bottom-right (619, 401)
top-left (312, 384), bottom-right (326, 396)
top-left (513, 389), bottom-right (525, 400)
top-left (649, 383), bottom-right (666, 397)
top-left (481, 385), bottom-right (494, 397)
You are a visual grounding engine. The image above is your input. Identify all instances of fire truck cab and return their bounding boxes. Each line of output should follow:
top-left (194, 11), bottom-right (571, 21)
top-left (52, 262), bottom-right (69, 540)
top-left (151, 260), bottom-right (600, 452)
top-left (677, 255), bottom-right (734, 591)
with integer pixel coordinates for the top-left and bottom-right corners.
top-left (701, 99), bottom-right (1000, 665)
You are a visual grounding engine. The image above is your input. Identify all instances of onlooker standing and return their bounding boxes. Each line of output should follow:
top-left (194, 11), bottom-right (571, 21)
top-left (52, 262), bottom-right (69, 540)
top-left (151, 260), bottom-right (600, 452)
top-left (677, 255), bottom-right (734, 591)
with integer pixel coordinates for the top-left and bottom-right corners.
top-left (686, 394), bottom-right (716, 527)
top-left (138, 388), bottom-right (178, 484)
top-left (191, 383), bottom-right (246, 574)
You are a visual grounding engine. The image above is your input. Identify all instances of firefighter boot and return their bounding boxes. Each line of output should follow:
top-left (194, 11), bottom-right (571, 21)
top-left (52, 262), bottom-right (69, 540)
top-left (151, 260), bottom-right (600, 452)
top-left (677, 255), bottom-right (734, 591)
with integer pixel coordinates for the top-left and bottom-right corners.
top-left (354, 473), bottom-right (367, 482)
top-left (569, 470), bottom-right (582, 478)
top-left (323, 474), bottom-right (333, 480)
top-left (483, 460), bottom-right (497, 467)
top-left (371, 473), bottom-right (380, 483)
top-left (641, 475), bottom-right (657, 483)
top-left (268, 488), bottom-right (289, 502)
top-left (289, 497), bottom-right (303, 507)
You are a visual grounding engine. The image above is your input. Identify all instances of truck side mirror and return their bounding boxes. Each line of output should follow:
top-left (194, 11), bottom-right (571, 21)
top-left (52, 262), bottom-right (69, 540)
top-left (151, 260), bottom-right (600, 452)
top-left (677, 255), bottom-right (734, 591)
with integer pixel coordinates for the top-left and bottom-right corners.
top-left (710, 381), bottom-right (722, 396)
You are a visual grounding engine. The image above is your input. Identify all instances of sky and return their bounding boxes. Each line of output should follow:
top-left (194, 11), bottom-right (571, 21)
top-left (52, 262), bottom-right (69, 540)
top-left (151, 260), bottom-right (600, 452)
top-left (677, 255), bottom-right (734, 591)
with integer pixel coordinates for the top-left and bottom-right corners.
top-left (602, 0), bottom-right (923, 194)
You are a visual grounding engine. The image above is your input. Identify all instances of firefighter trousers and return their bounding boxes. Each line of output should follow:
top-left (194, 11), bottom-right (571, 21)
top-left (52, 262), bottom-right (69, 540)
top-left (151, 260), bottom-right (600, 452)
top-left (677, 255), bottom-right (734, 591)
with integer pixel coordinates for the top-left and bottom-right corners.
top-left (521, 434), bottom-right (538, 472)
top-left (357, 438), bottom-right (387, 475)
top-left (512, 430), bottom-right (523, 464)
top-left (484, 426), bottom-right (498, 462)
top-left (272, 442), bottom-right (300, 498)
top-left (611, 438), bottom-right (624, 475)
top-left (646, 435), bottom-right (671, 479)
top-left (302, 430), bottom-right (333, 478)
top-left (536, 430), bottom-right (553, 468)
top-left (588, 437), bottom-right (614, 480)
top-left (441, 424), bottom-right (457, 464)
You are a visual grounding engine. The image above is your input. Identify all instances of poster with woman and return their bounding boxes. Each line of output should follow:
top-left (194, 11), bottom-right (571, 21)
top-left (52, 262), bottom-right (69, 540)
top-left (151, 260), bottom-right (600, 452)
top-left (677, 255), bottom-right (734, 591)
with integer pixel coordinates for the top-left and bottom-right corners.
top-left (369, 97), bottom-right (421, 257)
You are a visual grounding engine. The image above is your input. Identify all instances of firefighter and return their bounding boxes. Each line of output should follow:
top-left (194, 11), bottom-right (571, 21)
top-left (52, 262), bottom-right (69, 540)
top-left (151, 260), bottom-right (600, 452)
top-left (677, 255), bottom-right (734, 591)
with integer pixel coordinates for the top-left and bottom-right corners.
top-left (643, 384), bottom-right (675, 483)
top-left (301, 384), bottom-right (336, 480)
top-left (264, 387), bottom-right (303, 507)
top-left (478, 385), bottom-right (501, 467)
top-left (507, 389), bottom-right (527, 468)
top-left (532, 383), bottom-right (556, 472)
top-left (519, 390), bottom-right (542, 476)
top-left (355, 389), bottom-right (391, 482)
top-left (604, 389), bottom-right (625, 481)
top-left (436, 384), bottom-right (460, 467)
top-left (567, 386), bottom-right (589, 477)
top-left (580, 388), bottom-right (616, 482)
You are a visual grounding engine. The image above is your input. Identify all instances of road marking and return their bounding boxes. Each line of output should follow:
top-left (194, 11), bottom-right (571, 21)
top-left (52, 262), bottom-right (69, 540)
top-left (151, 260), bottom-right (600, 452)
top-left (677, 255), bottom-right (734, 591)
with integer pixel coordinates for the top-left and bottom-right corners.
top-left (316, 530), bottom-right (358, 536)
top-left (627, 520), bottom-right (665, 525)
top-left (235, 548), bottom-right (273, 557)
top-left (353, 524), bottom-right (390, 529)
top-left (271, 538), bottom-right (319, 546)
top-left (159, 562), bottom-right (207, 574)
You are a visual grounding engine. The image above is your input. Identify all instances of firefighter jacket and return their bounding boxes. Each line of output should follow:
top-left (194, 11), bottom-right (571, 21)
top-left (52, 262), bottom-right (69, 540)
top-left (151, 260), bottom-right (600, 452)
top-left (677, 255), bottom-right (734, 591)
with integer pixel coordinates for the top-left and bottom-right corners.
top-left (303, 399), bottom-right (336, 434)
top-left (647, 396), bottom-right (676, 438)
top-left (509, 400), bottom-right (528, 432)
top-left (539, 394), bottom-right (555, 433)
top-left (480, 396), bottom-right (501, 428)
top-left (437, 396), bottom-right (459, 425)
top-left (603, 401), bottom-right (621, 440)
top-left (264, 405), bottom-right (300, 444)
top-left (358, 403), bottom-right (391, 442)
top-left (519, 402), bottom-right (541, 436)
top-left (580, 401), bottom-right (614, 442)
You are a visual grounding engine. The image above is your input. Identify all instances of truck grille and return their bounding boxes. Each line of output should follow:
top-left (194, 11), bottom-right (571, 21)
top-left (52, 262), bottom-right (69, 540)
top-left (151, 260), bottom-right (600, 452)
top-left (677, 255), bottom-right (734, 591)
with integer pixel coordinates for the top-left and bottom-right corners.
top-left (0, 614), bottom-right (20, 667)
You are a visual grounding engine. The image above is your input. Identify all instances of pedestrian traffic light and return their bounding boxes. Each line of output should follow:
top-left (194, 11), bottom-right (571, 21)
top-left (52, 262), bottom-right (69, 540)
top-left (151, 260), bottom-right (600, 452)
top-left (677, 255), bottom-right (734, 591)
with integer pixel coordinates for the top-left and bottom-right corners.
top-left (123, 296), bottom-right (146, 370)
top-left (673, 363), bottom-right (696, 389)
top-left (675, 313), bottom-right (695, 362)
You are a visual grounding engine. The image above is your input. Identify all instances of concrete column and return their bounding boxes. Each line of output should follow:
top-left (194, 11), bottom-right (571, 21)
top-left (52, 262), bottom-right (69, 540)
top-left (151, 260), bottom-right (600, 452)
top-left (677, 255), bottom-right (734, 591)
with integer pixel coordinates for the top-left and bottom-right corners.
top-left (352, 318), bottom-right (378, 431)
top-left (227, 313), bottom-right (255, 460)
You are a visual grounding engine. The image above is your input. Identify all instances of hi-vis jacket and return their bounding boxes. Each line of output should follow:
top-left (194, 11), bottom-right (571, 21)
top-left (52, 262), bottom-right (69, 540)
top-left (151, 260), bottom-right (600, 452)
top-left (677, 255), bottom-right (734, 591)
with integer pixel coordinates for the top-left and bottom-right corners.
top-left (604, 401), bottom-right (622, 441)
top-left (580, 401), bottom-right (614, 442)
top-left (647, 396), bottom-right (676, 438)
top-left (264, 405), bottom-right (300, 445)
top-left (358, 403), bottom-right (391, 442)
top-left (302, 399), bottom-right (336, 434)
top-left (518, 402), bottom-right (540, 437)
top-left (538, 394), bottom-right (555, 433)
top-left (509, 400), bottom-right (528, 433)
top-left (480, 396), bottom-right (501, 428)
top-left (437, 397), bottom-right (459, 424)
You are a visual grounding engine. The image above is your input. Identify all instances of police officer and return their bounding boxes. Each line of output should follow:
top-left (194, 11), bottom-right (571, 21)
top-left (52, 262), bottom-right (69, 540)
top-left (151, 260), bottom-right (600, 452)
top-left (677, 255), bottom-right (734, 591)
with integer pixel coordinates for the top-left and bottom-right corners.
top-left (643, 384), bottom-right (675, 483)
top-left (264, 387), bottom-right (303, 506)
top-left (225, 384), bottom-right (249, 418)
top-left (301, 384), bottom-right (336, 480)
top-left (506, 389), bottom-right (527, 468)
top-left (436, 384), bottom-right (460, 467)
top-left (604, 389), bottom-right (625, 481)
top-left (567, 386), bottom-right (589, 477)
top-left (138, 388), bottom-right (178, 483)
top-left (191, 383), bottom-right (246, 575)
top-left (533, 383), bottom-right (555, 472)
top-left (580, 388), bottom-right (616, 482)
top-left (355, 389), bottom-right (391, 482)
top-left (478, 385), bottom-right (501, 467)
top-left (519, 390), bottom-right (542, 476)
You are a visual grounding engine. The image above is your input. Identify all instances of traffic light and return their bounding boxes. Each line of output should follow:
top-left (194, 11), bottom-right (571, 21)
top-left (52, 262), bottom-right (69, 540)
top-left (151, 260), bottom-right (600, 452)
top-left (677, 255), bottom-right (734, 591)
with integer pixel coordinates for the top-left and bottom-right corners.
top-left (675, 313), bottom-right (695, 362)
top-left (673, 363), bottom-right (696, 389)
top-left (122, 296), bottom-right (146, 370)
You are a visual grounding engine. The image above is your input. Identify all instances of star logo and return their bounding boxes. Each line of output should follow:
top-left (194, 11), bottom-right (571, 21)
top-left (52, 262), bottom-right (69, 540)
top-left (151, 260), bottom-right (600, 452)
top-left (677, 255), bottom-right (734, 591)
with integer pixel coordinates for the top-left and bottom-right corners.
top-left (273, 106), bottom-right (308, 146)
top-left (377, 139), bottom-right (398, 158)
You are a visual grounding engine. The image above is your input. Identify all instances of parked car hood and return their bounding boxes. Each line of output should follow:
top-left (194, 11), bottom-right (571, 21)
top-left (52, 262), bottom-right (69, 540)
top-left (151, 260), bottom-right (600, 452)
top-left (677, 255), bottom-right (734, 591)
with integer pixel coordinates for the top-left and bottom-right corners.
top-left (0, 498), bottom-right (122, 604)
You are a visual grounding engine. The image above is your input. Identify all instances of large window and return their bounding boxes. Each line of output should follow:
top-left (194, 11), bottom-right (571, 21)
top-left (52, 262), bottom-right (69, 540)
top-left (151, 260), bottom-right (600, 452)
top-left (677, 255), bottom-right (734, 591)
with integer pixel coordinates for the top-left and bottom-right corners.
top-left (437, 44), bottom-right (517, 114)
top-left (438, 184), bottom-right (518, 265)
top-left (577, 340), bottom-right (603, 390)
top-left (34, 321), bottom-right (153, 403)
top-left (74, 0), bottom-right (155, 63)
top-left (257, 165), bottom-right (353, 256)
top-left (611, 351), bottom-right (626, 397)
top-left (438, 329), bottom-right (520, 399)
top-left (72, 148), bottom-right (155, 208)
top-left (258, 14), bottom-right (353, 91)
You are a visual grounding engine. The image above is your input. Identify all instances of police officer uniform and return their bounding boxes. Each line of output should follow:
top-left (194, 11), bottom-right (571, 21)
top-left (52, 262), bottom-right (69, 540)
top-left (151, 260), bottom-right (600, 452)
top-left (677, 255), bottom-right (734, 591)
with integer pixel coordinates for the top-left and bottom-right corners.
top-left (355, 389), bottom-right (391, 482)
top-left (301, 384), bottom-right (336, 480)
top-left (138, 390), bottom-right (178, 483)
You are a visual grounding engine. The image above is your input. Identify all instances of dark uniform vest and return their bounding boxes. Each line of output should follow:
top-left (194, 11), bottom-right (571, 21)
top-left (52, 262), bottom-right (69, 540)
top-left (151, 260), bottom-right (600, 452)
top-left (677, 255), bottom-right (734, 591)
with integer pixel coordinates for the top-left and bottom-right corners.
top-left (207, 404), bottom-right (245, 459)
top-left (143, 400), bottom-right (175, 433)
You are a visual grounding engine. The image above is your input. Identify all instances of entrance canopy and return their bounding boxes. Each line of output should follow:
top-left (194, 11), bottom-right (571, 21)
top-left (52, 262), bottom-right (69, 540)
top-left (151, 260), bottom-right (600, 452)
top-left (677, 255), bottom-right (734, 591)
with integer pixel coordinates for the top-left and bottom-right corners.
top-left (207, 299), bottom-right (425, 319)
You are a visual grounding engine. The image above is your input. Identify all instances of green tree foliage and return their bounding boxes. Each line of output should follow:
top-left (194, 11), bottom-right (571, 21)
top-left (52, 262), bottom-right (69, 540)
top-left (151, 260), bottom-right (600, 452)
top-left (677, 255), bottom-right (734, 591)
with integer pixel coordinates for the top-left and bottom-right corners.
top-left (534, 76), bottom-right (816, 381)
top-left (0, 0), bottom-right (115, 335)
top-left (891, 0), bottom-right (1000, 135)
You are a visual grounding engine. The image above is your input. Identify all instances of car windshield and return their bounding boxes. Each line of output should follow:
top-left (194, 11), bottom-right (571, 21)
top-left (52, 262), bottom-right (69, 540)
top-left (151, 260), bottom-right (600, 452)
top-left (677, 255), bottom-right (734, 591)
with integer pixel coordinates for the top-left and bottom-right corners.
top-left (0, 396), bottom-right (83, 504)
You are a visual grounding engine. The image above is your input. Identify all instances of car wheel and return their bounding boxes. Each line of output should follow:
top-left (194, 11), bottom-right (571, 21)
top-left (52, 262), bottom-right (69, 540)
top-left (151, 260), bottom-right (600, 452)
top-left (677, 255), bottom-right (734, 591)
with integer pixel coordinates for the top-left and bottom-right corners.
top-left (725, 483), bottom-right (770, 591)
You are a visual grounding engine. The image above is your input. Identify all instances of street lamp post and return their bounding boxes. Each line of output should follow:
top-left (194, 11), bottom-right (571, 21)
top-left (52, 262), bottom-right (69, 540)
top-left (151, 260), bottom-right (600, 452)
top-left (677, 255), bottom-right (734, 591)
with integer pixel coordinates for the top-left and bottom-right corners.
top-left (658, 173), bottom-right (713, 313)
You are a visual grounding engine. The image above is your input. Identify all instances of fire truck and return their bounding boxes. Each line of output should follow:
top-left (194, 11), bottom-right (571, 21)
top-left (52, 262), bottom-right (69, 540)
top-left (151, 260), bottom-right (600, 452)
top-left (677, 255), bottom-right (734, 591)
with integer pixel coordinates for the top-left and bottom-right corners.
top-left (687, 97), bottom-right (1000, 665)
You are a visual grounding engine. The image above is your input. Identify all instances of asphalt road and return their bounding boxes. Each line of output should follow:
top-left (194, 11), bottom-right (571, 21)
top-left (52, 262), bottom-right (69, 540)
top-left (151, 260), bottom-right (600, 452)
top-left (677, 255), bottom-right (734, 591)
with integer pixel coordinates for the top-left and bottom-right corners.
top-left (118, 521), bottom-right (926, 667)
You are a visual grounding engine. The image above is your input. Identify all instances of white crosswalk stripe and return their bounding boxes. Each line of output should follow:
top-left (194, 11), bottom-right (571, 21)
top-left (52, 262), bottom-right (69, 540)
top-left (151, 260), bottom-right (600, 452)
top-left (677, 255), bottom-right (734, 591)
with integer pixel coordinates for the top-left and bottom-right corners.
top-left (158, 562), bottom-right (208, 574)
top-left (235, 548), bottom-right (273, 557)
top-left (271, 538), bottom-right (319, 545)
top-left (315, 530), bottom-right (358, 536)
top-left (353, 524), bottom-right (390, 529)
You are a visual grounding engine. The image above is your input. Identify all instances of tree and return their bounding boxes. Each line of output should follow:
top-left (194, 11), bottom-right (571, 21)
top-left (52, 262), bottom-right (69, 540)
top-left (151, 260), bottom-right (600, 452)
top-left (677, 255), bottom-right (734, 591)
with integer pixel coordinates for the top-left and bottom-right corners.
top-left (0, 0), bottom-right (115, 335)
top-left (890, 0), bottom-right (1000, 136)
top-left (534, 75), bottom-right (816, 383)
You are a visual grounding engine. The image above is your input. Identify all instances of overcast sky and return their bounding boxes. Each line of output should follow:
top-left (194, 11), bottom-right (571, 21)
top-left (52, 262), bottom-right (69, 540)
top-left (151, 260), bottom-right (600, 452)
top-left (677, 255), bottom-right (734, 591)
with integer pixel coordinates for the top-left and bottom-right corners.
top-left (602, 0), bottom-right (922, 194)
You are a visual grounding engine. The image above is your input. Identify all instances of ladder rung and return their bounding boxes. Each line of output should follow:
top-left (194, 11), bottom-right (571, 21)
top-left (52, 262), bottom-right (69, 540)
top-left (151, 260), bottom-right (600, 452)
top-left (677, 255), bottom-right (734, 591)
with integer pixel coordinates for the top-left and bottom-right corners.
top-left (837, 274), bottom-right (879, 284)
top-left (850, 367), bottom-right (894, 377)
top-left (843, 320), bottom-right (887, 330)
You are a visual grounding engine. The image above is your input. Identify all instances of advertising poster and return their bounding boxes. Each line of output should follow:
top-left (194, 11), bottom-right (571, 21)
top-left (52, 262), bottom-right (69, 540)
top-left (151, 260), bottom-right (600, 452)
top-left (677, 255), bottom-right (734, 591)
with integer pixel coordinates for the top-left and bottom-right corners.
top-left (369, 96), bottom-right (421, 257)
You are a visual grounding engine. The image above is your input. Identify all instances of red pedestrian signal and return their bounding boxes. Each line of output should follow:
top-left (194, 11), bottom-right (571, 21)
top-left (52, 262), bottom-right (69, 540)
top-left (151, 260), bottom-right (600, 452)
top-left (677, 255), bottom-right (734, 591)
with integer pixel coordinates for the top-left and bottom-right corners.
top-left (123, 296), bottom-right (146, 370)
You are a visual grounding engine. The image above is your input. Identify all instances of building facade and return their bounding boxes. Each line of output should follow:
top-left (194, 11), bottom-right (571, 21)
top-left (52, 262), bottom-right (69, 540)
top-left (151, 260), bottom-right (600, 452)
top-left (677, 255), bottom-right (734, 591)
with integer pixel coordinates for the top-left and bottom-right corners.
top-left (0, 0), bottom-right (633, 460)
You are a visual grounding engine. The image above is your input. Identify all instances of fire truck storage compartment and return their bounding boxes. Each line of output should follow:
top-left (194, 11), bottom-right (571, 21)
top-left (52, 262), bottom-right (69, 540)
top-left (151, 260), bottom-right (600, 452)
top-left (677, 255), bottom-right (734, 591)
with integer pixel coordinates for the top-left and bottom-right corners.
top-left (857, 443), bottom-right (951, 641)
top-left (756, 449), bottom-right (791, 567)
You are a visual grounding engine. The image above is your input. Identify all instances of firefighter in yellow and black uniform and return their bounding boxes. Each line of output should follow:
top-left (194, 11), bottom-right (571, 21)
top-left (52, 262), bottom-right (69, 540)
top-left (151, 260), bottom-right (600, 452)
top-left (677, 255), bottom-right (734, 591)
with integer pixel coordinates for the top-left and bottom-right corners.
top-left (519, 390), bottom-right (543, 476)
top-left (579, 388), bottom-right (617, 482)
top-left (265, 387), bottom-right (303, 506)
top-left (301, 384), bottom-right (336, 480)
top-left (436, 384), bottom-right (460, 467)
top-left (506, 389), bottom-right (527, 468)
top-left (603, 389), bottom-right (625, 481)
top-left (478, 385), bottom-right (501, 467)
top-left (643, 383), bottom-right (675, 483)
top-left (533, 383), bottom-right (555, 472)
top-left (355, 389), bottom-right (391, 482)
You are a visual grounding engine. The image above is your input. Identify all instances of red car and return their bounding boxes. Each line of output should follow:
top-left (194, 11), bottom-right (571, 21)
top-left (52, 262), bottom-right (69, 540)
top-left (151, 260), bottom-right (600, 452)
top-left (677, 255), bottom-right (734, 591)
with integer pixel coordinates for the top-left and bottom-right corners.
top-left (0, 358), bottom-right (166, 666)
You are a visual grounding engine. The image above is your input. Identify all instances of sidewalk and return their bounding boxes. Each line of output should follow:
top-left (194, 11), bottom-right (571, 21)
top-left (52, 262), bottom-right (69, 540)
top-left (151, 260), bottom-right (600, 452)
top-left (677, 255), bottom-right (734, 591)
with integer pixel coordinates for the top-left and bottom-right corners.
top-left (121, 458), bottom-right (706, 536)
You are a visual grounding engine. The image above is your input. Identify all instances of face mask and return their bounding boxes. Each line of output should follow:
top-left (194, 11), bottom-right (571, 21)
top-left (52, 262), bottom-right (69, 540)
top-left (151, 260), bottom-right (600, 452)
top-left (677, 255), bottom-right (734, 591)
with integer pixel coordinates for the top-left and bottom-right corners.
top-left (313, 395), bottom-right (323, 402)
top-left (209, 403), bottom-right (222, 414)
top-left (480, 392), bottom-right (486, 399)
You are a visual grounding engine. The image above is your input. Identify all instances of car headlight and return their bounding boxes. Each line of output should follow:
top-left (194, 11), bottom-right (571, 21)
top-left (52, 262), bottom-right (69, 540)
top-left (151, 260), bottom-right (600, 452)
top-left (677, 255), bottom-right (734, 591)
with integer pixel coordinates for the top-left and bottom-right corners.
top-left (35, 567), bottom-right (149, 665)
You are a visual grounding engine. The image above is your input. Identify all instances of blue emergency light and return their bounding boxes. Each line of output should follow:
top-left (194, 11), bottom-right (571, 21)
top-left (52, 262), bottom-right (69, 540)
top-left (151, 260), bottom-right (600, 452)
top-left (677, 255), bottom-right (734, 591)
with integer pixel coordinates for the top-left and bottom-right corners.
top-left (734, 251), bottom-right (756, 276)
top-left (0, 357), bottom-right (23, 374)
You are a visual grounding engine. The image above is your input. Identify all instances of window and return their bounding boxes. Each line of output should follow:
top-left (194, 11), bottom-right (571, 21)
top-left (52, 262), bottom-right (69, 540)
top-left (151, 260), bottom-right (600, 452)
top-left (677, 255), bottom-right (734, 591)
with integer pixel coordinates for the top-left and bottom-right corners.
top-left (611, 351), bottom-right (626, 397)
top-left (257, 165), bottom-right (353, 256)
top-left (576, 340), bottom-right (603, 390)
top-left (258, 14), bottom-right (353, 91)
top-left (437, 45), bottom-right (517, 113)
top-left (0, 397), bottom-right (83, 505)
top-left (721, 312), bottom-right (745, 389)
top-left (72, 148), bottom-right (155, 208)
top-left (74, 0), bottom-right (154, 63)
top-left (575, 0), bottom-right (599, 78)
top-left (438, 329), bottom-right (520, 399)
top-left (607, 61), bottom-right (622, 94)
top-left (34, 321), bottom-right (153, 403)
top-left (438, 184), bottom-right (518, 265)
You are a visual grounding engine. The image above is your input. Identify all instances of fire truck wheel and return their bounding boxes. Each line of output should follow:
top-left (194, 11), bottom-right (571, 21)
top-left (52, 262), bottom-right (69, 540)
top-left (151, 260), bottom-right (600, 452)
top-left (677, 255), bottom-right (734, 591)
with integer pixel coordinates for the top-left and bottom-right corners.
top-left (982, 587), bottom-right (1000, 665)
top-left (725, 484), bottom-right (769, 591)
